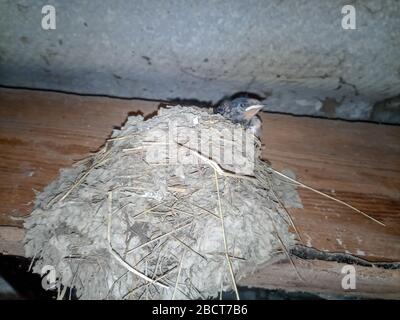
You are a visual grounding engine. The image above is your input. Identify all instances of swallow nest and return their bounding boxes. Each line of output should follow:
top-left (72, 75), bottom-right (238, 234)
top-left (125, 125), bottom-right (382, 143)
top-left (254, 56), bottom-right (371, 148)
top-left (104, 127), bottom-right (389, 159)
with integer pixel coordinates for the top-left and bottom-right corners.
top-left (24, 106), bottom-right (299, 300)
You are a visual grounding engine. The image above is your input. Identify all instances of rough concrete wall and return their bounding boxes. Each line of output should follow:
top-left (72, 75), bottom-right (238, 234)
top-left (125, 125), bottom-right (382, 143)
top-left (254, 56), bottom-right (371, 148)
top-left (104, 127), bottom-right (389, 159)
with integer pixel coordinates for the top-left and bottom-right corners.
top-left (0, 0), bottom-right (400, 121)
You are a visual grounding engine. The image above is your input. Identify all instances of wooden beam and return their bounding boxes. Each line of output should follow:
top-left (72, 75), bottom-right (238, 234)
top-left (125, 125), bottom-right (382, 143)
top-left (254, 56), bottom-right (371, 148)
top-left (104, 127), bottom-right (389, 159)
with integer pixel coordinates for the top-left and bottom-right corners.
top-left (261, 113), bottom-right (400, 262)
top-left (238, 255), bottom-right (400, 299)
top-left (0, 88), bottom-right (399, 298)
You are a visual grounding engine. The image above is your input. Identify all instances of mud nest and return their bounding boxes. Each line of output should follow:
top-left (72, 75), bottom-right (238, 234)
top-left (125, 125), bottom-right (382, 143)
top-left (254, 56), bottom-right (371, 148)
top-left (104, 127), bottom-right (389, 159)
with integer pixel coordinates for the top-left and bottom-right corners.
top-left (24, 106), bottom-right (298, 300)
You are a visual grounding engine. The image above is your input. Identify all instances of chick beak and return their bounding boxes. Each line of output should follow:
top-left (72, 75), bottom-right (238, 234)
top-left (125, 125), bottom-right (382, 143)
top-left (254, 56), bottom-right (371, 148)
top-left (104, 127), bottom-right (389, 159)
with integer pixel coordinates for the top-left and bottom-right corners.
top-left (243, 104), bottom-right (264, 120)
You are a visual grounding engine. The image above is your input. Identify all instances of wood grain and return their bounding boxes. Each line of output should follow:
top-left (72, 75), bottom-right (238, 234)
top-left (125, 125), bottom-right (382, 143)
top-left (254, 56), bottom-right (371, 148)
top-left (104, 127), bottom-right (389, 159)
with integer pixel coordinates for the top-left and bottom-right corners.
top-left (0, 88), bottom-right (158, 225)
top-left (0, 88), bottom-right (399, 297)
top-left (260, 113), bottom-right (400, 262)
top-left (239, 255), bottom-right (400, 299)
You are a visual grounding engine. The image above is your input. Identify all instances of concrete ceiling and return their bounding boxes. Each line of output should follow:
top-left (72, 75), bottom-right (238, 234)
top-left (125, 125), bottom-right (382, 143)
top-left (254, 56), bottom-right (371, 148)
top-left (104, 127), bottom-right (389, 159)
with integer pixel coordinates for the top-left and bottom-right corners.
top-left (0, 0), bottom-right (399, 121)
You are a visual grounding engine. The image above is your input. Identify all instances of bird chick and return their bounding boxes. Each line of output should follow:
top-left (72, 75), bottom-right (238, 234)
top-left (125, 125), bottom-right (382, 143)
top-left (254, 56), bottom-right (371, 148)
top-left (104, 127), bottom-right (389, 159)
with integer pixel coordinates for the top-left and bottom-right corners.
top-left (215, 97), bottom-right (264, 138)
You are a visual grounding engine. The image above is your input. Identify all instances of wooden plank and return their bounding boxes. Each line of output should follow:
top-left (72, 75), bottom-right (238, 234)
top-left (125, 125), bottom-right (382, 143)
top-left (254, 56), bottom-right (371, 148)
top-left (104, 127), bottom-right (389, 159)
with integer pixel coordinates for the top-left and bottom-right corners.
top-left (238, 256), bottom-right (400, 299)
top-left (0, 88), bottom-right (158, 225)
top-left (261, 114), bottom-right (400, 262)
top-left (0, 88), bottom-right (399, 297)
